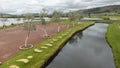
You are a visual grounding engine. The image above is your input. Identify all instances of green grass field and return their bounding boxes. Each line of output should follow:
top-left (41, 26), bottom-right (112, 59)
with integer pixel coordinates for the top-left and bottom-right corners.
top-left (106, 23), bottom-right (120, 68)
top-left (0, 22), bottom-right (94, 68)
top-left (50, 20), bottom-right (79, 25)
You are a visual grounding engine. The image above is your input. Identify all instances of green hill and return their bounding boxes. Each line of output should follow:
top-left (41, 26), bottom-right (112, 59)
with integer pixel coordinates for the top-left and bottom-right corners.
top-left (81, 5), bottom-right (120, 14)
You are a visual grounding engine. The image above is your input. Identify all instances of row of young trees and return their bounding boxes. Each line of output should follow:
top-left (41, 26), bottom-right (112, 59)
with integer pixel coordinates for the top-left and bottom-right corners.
top-left (0, 9), bottom-right (83, 49)
top-left (22, 9), bottom-right (83, 49)
top-left (21, 9), bottom-right (64, 49)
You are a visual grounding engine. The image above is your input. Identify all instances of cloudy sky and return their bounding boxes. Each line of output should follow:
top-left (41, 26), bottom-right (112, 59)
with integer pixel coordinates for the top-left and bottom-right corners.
top-left (0, 0), bottom-right (120, 14)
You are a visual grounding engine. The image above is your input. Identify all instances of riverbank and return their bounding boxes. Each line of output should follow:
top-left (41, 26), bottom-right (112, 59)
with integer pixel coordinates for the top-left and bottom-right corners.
top-left (47, 23), bottom-right (115, 68)
top-left (0, 22), bottom-right (94, 68)
top-left (106, 23), bottom-right (120, 68)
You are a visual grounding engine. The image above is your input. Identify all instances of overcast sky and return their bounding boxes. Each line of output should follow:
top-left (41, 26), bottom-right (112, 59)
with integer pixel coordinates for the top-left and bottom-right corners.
top-left (0, 0), bottom-right (120, 15)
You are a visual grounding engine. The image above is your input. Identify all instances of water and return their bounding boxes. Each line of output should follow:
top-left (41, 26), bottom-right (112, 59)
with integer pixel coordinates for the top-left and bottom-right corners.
top-left (0, 18), bottom-right (24, 26)
top-left (0, 17), bottom-right (68, 26)
top-left (81, 18), bottom-right (103, 20)
top-left (46, 23), bottom-right (115, 68)
top-left (0, 17), bottom-right (50, 26)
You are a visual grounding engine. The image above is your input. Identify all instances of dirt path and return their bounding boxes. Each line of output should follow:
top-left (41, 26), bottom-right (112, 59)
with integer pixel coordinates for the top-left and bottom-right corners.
top-left (0, 23), bottom-right (67, 62)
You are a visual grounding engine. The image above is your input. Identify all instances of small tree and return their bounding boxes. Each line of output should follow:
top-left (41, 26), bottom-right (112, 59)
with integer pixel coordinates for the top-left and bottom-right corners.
top-left (51, 10), bottom-right (62, 32)
top-left (68, 11), bottom-right (76, 28)
top-left (40, 8), bottom-right (49, 38)
top-left (51, 11), bottom-right (61, 22)
top-left (40, 8), bottom-right (47, 25)
top-left (68, 11), bottom-right (75, 21)
top-left (20, 13), bottom-right (36, 49)
top-left (75, 12), bottom-right (83, 21)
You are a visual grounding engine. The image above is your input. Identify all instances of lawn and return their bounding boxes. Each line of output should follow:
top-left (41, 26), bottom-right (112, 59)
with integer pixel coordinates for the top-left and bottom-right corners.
top-left (106, 23), bottom-right (120, 68)
top-left (0, 22), bottom-right (94, 68)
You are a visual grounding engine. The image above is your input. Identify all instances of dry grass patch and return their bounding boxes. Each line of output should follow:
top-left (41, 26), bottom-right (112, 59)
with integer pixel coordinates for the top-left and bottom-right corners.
top-left (27, 56), bottom-right (33, 59)
top-left (34, 49), bottom-right (43, 53)
top-left (9, 65), bottom-right (19, 68)
top-left (45, 44), bottom-right (53, 47)
top-left (16, 59), bottom-right (29, 63)
top-left (41, 46), bottom-right (48, 49)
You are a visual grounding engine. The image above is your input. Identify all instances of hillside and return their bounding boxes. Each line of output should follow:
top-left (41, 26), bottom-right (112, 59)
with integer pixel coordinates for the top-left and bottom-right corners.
top-left (0, 13), bottom-right (19, 18)
top-left (81, 5), bottom-right (120, 14)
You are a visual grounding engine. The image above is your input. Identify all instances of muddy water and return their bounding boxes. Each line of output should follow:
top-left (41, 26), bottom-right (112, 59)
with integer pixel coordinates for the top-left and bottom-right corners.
top-left (46, 23), bottom-right (115, 68)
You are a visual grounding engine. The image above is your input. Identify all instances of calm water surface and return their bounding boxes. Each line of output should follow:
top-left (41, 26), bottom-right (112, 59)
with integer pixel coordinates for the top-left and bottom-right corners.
top-left (0, 17), bottom-right (68, 26)
top-left (46, 23), bottom-right (115, 68)
top-left (81, 18), bottom-right (103, 20)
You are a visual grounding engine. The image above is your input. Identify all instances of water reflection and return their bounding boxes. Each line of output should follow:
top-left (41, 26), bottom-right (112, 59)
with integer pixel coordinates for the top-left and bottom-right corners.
top-left (46, 23), bottom-right (115, 68)
top-left (68, 32), bottom-right (83, 44)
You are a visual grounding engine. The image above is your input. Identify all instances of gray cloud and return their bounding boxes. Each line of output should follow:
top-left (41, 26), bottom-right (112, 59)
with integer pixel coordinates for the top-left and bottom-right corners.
top-left (0, 0), bottom-right (119, 14)
top-left (82, 0), bottom-right (94, 2)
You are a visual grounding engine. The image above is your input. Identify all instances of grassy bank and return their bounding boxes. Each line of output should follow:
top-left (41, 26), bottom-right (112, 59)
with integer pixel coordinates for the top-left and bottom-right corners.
top-left (0, 22), bottom-right (94, 68)
top-left (106, 23), bottom-right (120, 68)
